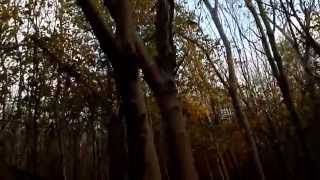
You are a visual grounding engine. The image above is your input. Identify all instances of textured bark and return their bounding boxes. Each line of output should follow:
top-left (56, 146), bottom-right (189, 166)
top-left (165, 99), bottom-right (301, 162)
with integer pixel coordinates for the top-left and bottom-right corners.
top-left (204, 1), bottom-right (266, 179)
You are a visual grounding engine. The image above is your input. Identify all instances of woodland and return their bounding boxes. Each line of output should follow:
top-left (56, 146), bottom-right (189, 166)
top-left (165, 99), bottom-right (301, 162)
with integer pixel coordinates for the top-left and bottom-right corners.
top-left (0, 0), bottom-right (320, 179)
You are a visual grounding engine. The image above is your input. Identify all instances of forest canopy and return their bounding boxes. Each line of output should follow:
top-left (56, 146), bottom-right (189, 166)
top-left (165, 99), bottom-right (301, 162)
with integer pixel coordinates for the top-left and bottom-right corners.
top-left (0, 0), bottom-right (320, 179)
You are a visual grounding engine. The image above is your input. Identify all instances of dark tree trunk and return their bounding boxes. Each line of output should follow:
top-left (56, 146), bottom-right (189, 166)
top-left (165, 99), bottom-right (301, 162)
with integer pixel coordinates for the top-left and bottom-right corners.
top-left (155, 1), bottom-right (198, 179)
top-left (108, 113), bottom-right (128, 180)
top-left (78, 0), bottom-right (198, 179)
top-left (115, 59), bottom-right (161, 180)
top-left (78, 1), bottom-right (162, 180)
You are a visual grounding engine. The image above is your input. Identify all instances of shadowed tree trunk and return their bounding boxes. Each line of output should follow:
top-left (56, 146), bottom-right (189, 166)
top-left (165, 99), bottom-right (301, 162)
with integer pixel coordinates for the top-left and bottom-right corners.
top-left (108, 112), bottom-right (127, 180)
top-left (77, 1), bottom-right (162, 180)
top-left (155, 0), bottom-right (198, 179)
top-left (116, 64), bottom-right (161, 180)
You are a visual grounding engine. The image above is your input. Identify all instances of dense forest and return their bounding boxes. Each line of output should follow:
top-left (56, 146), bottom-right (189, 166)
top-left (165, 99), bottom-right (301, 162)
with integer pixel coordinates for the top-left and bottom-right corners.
top-left (0, 0), bottom-right (320, 179)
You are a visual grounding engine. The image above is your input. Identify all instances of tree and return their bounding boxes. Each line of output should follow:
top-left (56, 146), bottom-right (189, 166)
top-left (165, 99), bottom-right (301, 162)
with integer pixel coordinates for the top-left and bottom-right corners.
top-left (77, 0), bottom-right (198, 179)
top-left (245, 0), bottom-right (317, 178)
top-left (203, 0), bottom-right (266, 179)
top-left (1, 0), bottom-right (320, 179)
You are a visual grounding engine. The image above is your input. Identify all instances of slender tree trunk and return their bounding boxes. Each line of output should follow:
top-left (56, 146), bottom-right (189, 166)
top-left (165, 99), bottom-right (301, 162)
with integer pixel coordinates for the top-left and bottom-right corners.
top-left (72, 131), bottom-right (79, 180)
top-left (216, 148), bottom-right (230, 180)
top-left (265, 112), bottom-right (289, 180)
top-left (31, 88), bottom-right (40, 175)
top-left (228, 149), bottom-right (242, 179)
top-left (26, 44), bottom-right (40, 175)
top-left (216, 156), bottom-right (225, 180)
top-left (246, 1), bottom-right (317, 178)
top-left (52, 76), bottom-right (65, 180)
top-left (204, 1), bottom-right (266, 179)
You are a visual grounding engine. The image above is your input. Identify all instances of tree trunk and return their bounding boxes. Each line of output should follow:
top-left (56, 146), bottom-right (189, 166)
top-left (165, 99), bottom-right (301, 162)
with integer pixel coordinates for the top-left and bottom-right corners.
top-left (246, 1), bottom-right (317, 178)
top-left (155, 1), bottom-right (198, 179)
top-left (78, 1), bottom-right (162, 180)
top-left (108, 113), bottom-right (128, 180)
top-left (204, 1), bottom-right (266, 179)
top-left (117, 62), bottom-right (162, 180)
top-left (78, 0), bottom-right (198, 179)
